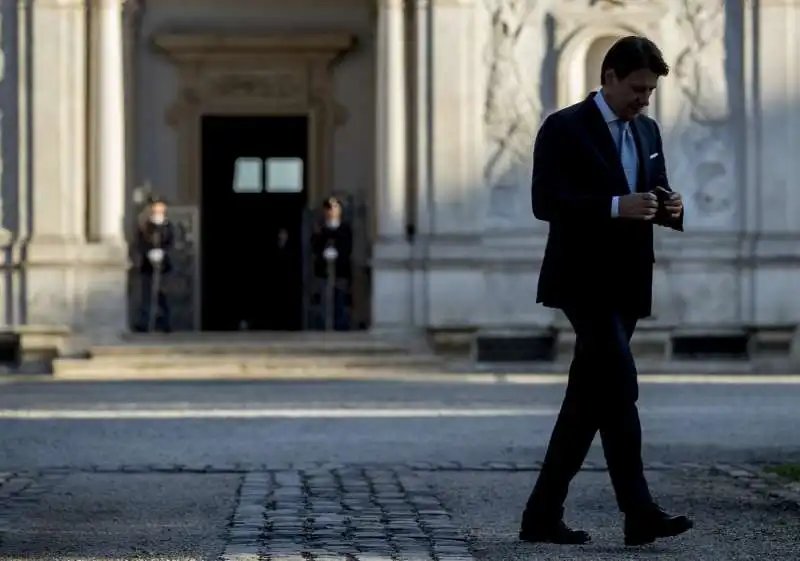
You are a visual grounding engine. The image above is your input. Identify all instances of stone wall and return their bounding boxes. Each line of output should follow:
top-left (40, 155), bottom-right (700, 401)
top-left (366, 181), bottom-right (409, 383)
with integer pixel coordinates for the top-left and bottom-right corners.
top-left (376, 0), bottom-right (800, 355)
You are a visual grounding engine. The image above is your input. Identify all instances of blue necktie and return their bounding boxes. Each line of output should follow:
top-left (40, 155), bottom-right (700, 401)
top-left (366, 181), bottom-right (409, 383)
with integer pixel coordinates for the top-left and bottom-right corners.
top-left (615, 120), bottom-right (638, 192)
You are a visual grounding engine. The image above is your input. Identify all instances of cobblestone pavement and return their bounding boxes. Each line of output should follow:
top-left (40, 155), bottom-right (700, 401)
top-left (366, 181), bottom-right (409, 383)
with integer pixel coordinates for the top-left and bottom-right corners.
top-left (0, 379), bottom-right (798, 559)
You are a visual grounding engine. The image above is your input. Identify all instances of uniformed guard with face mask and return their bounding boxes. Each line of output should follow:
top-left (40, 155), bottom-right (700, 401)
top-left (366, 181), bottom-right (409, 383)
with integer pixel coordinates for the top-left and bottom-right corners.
top-left (134, 196), bottom-right (175, 332)
top-left (311, 197), bottom-right (353, 330)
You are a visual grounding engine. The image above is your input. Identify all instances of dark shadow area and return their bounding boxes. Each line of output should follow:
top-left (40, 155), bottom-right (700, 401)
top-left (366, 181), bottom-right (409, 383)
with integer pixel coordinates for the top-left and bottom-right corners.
top-left (671, 334), bottom-right (750, 360)
top-left (475, 333), bottom-right (557, 362)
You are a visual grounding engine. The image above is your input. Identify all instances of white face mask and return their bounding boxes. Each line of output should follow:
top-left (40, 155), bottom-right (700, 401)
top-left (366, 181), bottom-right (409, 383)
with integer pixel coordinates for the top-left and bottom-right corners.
top-left (150, 214), bottom-right (165, 225)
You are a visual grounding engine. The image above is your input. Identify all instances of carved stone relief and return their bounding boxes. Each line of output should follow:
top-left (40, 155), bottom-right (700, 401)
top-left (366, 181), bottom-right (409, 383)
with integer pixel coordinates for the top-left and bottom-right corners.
top-left (581, 0), bottom-right (627, 9)
top-left (667, 0), bottom-right (735, 227)
top-left (210, 72), bottom-right (306, 101)
top-left (483, 0), bottom-right (541, 226)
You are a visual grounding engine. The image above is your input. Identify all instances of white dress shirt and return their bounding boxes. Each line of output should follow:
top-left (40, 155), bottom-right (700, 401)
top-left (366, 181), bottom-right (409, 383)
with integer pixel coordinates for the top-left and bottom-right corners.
top-left (594, 91), bottom-right (639, 218)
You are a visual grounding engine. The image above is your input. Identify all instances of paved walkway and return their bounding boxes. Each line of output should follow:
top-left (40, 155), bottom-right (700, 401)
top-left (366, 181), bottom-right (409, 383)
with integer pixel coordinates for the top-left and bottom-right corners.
top-left (0, 462), bottom-right (797, 560)
top-left (0, 379), bottom-right (797, 560)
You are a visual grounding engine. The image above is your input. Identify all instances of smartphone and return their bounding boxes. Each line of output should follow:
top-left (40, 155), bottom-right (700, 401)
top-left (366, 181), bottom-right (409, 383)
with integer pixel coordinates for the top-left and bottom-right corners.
top-left (653, 187), bottom-right (671, 205)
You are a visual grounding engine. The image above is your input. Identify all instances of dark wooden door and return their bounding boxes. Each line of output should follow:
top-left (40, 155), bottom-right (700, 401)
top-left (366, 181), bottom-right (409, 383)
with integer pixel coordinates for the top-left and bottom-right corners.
top-left (200, 115), bottom-right (308, 331)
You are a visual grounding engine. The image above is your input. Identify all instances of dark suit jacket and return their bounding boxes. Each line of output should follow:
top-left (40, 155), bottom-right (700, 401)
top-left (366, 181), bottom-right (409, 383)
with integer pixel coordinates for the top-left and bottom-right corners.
top-left (531, 93), bottom-right (683, 318)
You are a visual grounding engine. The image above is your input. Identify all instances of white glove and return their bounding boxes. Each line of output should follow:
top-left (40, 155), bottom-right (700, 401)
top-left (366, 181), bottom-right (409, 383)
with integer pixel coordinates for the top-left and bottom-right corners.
top-left (147, 248), bottom-right (164, 264)
top-left (323, 247), bottom-right (338, 261)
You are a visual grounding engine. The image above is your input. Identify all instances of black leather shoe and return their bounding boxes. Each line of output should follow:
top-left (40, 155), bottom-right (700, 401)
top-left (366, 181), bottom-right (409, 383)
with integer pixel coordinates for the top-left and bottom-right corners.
top-left (520, 515), bottom-right (591, 545)
top-left (624, 506), bottom-right (693, 546)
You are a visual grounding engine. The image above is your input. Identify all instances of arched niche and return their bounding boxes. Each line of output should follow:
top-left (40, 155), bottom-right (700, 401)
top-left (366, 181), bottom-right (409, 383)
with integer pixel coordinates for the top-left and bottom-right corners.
top-left (584, 35), bottom-right (620, 93)
top-left (555, 20), bottom-right (665, 118)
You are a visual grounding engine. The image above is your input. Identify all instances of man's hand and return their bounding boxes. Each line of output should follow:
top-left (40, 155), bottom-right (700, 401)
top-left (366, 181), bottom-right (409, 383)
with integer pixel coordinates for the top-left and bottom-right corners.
top-left (662, 189), bottom-right (683, 218)
top-left (619, 192), bottom-right (659, 220)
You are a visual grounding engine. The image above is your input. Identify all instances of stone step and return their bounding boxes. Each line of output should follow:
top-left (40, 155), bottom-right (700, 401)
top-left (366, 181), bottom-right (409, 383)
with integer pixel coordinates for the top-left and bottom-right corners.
top-left (56, 353), bottom-right (441, 369)
top-left (51, 361), bottom-right (448, 381)
top-left (89, 339), bottom-right (411, 357)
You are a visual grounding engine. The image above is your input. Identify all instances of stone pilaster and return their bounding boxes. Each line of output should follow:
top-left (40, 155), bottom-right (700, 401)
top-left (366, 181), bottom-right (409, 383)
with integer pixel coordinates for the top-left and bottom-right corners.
top-left (411, 0), bottom-right (431, 328)
top-left (375, 0), bottom-right (408, 240)
top-left (91, 0), bottom-right (126, 243)
top-left (371, 0), bottom-right (413, 330)
top-left (428, 0), bottom-right (483, 235)
top-left (24, 0), bottom-right (127, 341)
top-left (413, 0), bottom-right (484, 330)
top-left (25, 0), bottom-right (89, 329)
top-left (28, 0), bottom-right (87, 244)
top-left (743, 0), bottom-right (800, 326)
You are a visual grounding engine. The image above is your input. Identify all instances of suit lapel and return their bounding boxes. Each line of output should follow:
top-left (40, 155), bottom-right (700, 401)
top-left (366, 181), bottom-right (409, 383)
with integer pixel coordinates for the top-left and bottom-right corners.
top-left (629, 117), bottom-right (650, 191)
top-left (579, 95), bottom-right (629, 191)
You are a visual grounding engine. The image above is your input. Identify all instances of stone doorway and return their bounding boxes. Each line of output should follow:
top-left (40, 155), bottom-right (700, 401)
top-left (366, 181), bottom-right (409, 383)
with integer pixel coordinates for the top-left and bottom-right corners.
top-left (154, 32), bottom-right (354, 331)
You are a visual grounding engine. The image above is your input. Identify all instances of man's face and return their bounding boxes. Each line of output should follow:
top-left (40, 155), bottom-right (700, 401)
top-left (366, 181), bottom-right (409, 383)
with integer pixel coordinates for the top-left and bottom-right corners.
top-left (604, 68), bottom-right (659, 121)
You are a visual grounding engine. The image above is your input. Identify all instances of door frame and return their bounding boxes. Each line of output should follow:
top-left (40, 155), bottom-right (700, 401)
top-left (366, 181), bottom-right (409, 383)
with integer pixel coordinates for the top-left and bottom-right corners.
top-left (154, 32), bottom-right (354, 330)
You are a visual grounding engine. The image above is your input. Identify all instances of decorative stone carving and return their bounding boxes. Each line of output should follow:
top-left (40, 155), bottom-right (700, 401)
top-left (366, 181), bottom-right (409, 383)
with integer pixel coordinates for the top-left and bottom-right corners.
top-left (587, 0), bottom-right (626, 9)
top-left (209, 72), bottom-right (306, 101)
top-left (668, 0), bottom-right (735, 225)
top-left (155, 33), bottom-right (353, 206)
top-left (483, 0), bottom-right (541, 224)
top-left (560, 0), bottom-right (629, 13)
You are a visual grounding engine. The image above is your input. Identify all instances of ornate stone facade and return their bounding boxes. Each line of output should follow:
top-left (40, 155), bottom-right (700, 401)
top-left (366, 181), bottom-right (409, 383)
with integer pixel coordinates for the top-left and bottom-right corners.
top-left (668, 0), bottom-right (736, 230)
top-left (483, 0), bottom-right (541, 229)
top-left (0, 0), bottom-right (799, 362)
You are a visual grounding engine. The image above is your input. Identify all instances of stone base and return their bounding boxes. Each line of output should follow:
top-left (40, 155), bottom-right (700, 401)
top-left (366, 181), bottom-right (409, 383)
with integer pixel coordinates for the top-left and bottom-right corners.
top-left (21, 239), bottom-right (128, 345)
top-left (371, 232), bottom-right (800, 367)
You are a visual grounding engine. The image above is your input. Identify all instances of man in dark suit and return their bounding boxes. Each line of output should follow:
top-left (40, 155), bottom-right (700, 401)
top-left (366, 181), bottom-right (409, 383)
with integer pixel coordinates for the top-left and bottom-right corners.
top-left (519, 36), bottom-right (693, 546)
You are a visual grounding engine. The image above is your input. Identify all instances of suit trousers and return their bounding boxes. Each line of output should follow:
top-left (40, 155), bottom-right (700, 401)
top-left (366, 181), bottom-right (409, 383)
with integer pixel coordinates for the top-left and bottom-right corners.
top-left (523, 308), bottom-right (653, 519)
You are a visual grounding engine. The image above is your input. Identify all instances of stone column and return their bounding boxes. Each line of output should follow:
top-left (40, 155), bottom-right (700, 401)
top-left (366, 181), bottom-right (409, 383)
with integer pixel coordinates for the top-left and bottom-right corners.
top-left (371, 0), bottom-right (413, 331)
top-left (375, 0), bottom-right (407, 238)
top-left (412, 0), bottom-right (431, 328)
top-left (92, 0), bottom-right (126, 243)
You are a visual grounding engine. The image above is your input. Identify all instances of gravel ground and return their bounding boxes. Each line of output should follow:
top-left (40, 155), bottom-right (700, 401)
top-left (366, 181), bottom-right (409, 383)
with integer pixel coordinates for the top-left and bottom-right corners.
top-left (0, 473), bottom-right (240, 560)
top-left (428, 469), bottom-right (800, 561)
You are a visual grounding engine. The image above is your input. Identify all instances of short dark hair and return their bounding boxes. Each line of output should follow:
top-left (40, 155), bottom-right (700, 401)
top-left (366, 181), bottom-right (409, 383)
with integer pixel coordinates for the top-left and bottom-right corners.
top-left (600, 36), bottom-right (669, 85)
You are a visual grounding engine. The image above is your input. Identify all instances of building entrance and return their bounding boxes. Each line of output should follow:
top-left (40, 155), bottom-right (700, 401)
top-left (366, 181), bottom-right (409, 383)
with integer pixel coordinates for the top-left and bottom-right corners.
top-left (200, 115), bottom-right (308, 331)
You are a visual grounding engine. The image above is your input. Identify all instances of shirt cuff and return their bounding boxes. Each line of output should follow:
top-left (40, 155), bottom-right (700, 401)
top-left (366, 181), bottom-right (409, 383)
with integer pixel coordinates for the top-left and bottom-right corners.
top-left (611, 196), bottom-right (620, 218)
